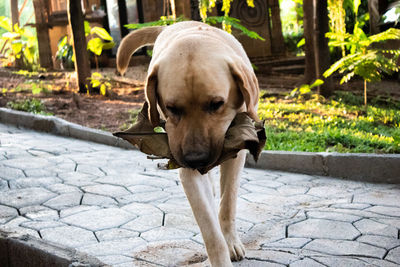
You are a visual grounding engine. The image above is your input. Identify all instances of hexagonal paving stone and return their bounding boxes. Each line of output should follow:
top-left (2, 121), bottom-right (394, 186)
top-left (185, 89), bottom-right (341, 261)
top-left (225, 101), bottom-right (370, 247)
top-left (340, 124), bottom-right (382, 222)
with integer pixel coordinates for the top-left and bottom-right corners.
top-left (95, 228), bottom-right (139, 241)
top-left (58, 172), bottom-right (98, 187)
top-left (164, 213), bottom-right (199, 233)
top-left (9, 177), bottom-right (61, 189)
top-left (122, 214), bottom-right (163, 232)
top-left (262, 238), bottom-right (311, 249)
top-left (45, 183), bottom-right (81, 194)
top-left (116, 191), bottom-right (171, 204)
top-left (309, 257), bottom-right (368, 267)
top-left (133, 240), bottom-right (206, 266)
top-left (0, 166), bottom-right (25, 180)
top-left (288, 219), bottom-right (360, 240)
top-left (81, 193), bottom-right (118, 207)
top-left (307, 186), bottom-right (350, 198)
top-left (277, 185), bottom-right (309, 196)
top-left (40, 225), bottom-right (98, 248)
top-left (233, 259), bottom-right (284, 267)
top-left (357, 235), bottom-right (400, 250)
top-left (2, 157), bottom-right (51, 170)
top-left (43, 192), bottom-right (82, 210)
top-left (353, 192), bottom-right (400, 207)
top-left (22, 206), bottom-right (59, 221)
top-left (386, 247), bottom-right (400, 264)
top-left (0, 205), bottom-right (18, 223)
top-left (245, 249), bottom-right (299, 265)
top-left (303, 239), bottom-right (386, 258)
top-left (0, 179), bottom-right (8, 191)
top-left (78, 237), bottom-right (146, 257)
top-left (140, 226), bottom-right (194, 242)
top-left (122, 203), bottom-right (163, 217)
top-left (0, 187), bottom-right (57, 208)
top-left (354, 219), bottom-right (398, 238)
top-left (365, 206), bottom-right (400, 217)
top-left (61, 208), bottom-right (136, 231)
top-left (306, 211), bottom-right (361, 222)
top-left (290, 258), bottom-right (325, 267)
top-left (76, 164), bottom-right (106, 176)
top-left (20, 220), bottom-right (66, 231)
top-left (82, 184), bottom-right (131, 198)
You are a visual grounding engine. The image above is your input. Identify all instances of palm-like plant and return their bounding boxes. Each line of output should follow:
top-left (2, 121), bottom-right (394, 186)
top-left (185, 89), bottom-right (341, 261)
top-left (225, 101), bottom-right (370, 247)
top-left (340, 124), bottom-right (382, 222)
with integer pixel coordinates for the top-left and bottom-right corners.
top-left (324, 1), bottom-right (400, 107)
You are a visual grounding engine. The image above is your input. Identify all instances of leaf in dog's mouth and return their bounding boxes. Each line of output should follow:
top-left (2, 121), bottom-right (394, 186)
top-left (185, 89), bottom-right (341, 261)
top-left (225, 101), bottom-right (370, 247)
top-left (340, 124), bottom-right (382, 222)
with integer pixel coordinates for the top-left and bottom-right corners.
top-left (113, 102), bottom-right (266, 174)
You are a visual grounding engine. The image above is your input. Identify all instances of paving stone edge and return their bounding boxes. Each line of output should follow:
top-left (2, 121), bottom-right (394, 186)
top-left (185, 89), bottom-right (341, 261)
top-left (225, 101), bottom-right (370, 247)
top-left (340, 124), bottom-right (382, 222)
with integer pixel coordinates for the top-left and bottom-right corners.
top-left (1, 107), bottom-right (399, 183)
top-left (0, 230), bottom-right (108, 266)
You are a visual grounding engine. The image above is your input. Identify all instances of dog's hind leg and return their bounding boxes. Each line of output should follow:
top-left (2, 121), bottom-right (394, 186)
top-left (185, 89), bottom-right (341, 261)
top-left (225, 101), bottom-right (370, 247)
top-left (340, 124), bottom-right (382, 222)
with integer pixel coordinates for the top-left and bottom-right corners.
top-left (219, 149), bottom-right (246, 261)
top-left (179, 168), bottom-right (232, 267)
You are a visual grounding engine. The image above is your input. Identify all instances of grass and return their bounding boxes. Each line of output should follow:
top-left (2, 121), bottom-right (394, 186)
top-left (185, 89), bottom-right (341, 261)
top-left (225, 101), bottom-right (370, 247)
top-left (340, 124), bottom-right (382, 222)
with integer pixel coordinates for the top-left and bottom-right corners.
top-left (258, 91), bottom-right (400, 153)
top-left (7, 98), bottom-right (53, 116)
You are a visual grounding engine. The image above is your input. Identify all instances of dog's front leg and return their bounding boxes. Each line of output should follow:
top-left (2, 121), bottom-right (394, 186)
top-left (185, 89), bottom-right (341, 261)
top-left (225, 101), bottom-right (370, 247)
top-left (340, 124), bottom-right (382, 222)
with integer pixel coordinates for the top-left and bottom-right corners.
top-left (219, 150), bottom-right (246, 261)
top-left (179, 168), bottom-right (232, 267)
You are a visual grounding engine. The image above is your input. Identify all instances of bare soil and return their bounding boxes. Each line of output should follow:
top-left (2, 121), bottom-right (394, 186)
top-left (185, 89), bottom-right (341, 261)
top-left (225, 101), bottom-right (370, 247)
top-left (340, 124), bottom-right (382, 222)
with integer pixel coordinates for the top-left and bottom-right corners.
top-left (0, 65), bottom-right (399, 133)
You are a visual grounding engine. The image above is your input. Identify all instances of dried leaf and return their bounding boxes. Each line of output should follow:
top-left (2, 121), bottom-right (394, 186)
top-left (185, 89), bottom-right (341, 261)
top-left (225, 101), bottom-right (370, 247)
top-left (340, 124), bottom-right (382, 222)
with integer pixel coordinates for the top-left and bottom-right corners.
top-left (114, 102), bottom-right (266, 174)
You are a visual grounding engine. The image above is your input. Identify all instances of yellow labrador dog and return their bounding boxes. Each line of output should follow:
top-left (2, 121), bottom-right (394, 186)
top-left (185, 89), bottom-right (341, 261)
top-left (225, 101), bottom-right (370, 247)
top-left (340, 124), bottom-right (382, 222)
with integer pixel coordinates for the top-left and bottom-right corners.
top-left (117, 21), bottom-right (259, 267)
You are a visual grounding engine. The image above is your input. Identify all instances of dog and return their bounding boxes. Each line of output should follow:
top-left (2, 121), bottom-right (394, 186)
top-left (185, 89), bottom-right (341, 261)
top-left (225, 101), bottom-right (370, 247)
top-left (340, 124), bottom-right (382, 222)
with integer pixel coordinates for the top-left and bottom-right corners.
top-left (116, 21), bottom-right (259, 267)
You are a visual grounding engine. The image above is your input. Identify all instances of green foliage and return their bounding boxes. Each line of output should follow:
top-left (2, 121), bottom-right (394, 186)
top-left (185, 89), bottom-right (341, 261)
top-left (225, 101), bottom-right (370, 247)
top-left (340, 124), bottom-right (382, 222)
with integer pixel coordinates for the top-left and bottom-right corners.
top-left (90, 72), bottom-right (111, 96)
top-left (0, 16), bottom-right (39, 70)
top-left (7, 98), bottom-right (52, 115)
top-left (199, 0), bottom-right (254, 33)
top-left (125, 16), bottom-right (186, 29)
top-left (55, 35), bottom-right (74, 69)
top-left (87, 24), bottom-right (115, 56)
top-left (290, 79), bottom-right (324, 98)
top-left (258, 92), bottom-right (400, 153)
top-left (126, 1), bottom-right (260, 39)
top-left (125, 15), bottom-right (264, 41)
top-left (324, 1), bottom-right (400, 106)
top-left (205, 16), bottom-right (264, 40)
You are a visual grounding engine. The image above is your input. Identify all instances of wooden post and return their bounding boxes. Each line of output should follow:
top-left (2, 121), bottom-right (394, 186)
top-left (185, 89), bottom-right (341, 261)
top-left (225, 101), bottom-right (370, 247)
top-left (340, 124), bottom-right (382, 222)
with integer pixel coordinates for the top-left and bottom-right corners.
top-left (68, 0), bottom-right (92, 94)
top-left (10, 0), bottom-right (23, 68)
top-left (269, 0), bottom-right (285, 54)
top-left (303, 0), bottom-right (333, 97)
top-left (117, 0), bottom-right (129, 38)
top-left (32, 0), bottom-right (53, 69)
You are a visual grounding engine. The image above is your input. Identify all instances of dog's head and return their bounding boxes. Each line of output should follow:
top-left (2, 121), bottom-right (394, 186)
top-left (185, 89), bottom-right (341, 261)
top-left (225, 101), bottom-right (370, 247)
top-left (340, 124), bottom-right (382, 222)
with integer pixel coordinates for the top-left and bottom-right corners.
top-left (145, 52), bottom-right (259, 170)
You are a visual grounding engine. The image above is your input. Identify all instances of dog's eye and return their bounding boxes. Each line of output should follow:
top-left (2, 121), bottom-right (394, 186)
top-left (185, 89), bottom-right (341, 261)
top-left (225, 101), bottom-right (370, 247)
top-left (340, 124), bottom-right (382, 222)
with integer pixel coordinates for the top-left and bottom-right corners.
top-left (208, 100), bottom-right (224, 112)
top-left (166, 105), bottom-right (182, 116)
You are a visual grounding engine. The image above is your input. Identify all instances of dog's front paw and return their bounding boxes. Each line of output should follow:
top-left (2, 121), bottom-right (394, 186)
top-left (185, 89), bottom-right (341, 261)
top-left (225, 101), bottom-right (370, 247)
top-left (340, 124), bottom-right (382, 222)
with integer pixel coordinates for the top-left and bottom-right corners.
top-left (223, 231), bottom-right (245, 261)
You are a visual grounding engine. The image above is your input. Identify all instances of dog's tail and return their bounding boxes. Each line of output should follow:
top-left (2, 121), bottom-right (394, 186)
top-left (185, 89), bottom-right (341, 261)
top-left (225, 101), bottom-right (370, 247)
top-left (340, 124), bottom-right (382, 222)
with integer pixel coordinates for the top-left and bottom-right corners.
top-left (116, 26), bottom-right (165, 75)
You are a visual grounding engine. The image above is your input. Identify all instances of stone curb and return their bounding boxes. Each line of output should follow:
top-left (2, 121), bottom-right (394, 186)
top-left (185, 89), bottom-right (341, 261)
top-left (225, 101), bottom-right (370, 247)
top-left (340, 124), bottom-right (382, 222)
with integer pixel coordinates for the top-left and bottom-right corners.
top-left (0, 230), bottom-right (108, 267)
top-left (1, 108), bottom-right (399, 183)
top-left (0, 108), bottom-right (134, 150)
top-left (246, 151), bottom-right (400, 184)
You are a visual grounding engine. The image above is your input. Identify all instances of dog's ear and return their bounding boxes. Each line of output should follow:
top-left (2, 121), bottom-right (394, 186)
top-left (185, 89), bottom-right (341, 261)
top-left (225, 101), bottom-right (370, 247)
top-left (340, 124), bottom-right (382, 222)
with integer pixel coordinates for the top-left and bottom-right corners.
top-left (229, 60), bottom-right (260, 121)
top-left (145, 65), bottom-right (160, 127)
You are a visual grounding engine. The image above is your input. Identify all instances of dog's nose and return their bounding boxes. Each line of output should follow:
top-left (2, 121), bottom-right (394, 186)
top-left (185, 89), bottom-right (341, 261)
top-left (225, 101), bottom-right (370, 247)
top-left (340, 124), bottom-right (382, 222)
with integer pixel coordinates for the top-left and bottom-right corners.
top-left (183, 151), bottom-right (210, 169)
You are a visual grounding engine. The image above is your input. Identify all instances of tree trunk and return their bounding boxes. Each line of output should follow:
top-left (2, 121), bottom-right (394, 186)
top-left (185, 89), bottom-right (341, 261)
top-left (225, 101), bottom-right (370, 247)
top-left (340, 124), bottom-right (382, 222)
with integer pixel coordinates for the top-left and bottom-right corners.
top-left (68, 0), bottom-right (92, 94)
top-left (10, 0), bottom-right (23, 68)
top-left (315, 0), bottom-right (333, 97)
top-left (368, 0), bottom-right (388, 34)
top-left (303, 0), bottom-right (315, 84)
top-left (32, 0), bottom-right (53, 69)
top-left (303, 0), bottom-right (333, 97)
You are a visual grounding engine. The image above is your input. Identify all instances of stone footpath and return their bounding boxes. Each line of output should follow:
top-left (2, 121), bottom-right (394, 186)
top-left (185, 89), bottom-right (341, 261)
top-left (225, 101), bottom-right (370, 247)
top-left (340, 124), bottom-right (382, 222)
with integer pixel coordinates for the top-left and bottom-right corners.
top-left (0, 122), bottom-right (399, 267)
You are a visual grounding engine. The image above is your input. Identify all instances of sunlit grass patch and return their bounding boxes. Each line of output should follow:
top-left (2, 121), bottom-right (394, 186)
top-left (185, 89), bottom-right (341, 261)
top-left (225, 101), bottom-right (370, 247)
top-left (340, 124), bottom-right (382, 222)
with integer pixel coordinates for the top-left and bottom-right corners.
top-left (258, 91), bottom-right (400, 153)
